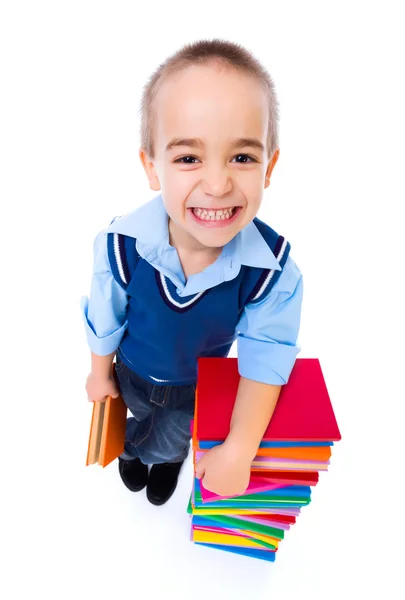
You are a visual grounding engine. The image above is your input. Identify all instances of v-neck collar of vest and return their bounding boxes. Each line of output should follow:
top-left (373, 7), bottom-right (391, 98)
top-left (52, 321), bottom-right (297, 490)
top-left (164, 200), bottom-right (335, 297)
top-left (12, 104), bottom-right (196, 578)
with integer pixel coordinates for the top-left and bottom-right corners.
top-left (106, 193), bottom-right (282, 271)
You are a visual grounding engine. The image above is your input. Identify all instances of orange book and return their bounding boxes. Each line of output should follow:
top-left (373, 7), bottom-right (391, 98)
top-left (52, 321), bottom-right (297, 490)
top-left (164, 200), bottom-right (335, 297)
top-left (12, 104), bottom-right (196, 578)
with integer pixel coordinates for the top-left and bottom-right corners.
top-left (86, 365), bottom-right (127, 467)
top-left (193, 443), bottom-right (331, 461)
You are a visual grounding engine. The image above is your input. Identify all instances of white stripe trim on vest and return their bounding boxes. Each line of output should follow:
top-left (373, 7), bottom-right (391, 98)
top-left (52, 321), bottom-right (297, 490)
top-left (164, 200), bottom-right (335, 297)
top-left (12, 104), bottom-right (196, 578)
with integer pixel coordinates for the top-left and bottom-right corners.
top-left (113, 233), bottom-right (127, 285)
top-left (160, 272), bottom-right (204, 308)
top-left (252, 237), bottom-right (288, 301)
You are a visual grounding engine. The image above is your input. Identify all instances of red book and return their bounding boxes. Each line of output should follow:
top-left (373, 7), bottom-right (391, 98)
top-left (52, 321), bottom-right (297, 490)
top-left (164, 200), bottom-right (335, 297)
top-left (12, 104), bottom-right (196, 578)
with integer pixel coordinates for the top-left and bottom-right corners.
top-left (253, 470), bottom-right (319, 486)
top-left (254, 514), bottom-right (296, 525)
top-left (196, 357), bottom-right (341, 442)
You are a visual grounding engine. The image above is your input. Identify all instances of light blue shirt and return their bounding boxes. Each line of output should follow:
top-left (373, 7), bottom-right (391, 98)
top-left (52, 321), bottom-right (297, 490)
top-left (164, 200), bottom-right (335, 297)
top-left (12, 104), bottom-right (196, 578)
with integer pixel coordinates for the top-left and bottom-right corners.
top-left (80, 194), bottom-right (303, 385)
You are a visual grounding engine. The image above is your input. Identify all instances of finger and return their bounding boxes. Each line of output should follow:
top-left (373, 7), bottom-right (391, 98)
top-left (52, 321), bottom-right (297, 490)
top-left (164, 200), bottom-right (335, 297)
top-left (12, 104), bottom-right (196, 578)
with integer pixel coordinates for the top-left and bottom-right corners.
top-left (108, 383), bottom-right (119, 398)
top-left (201, 475), bottom-right (213, 493)
top-left (195, 461), bottom-right (206, 479)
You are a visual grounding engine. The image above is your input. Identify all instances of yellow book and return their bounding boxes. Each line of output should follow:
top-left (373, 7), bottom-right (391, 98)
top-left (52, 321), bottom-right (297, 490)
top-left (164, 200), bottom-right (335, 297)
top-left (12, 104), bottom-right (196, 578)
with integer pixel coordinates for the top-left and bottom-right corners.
top-left (193, 530), bottom-right (276, 550)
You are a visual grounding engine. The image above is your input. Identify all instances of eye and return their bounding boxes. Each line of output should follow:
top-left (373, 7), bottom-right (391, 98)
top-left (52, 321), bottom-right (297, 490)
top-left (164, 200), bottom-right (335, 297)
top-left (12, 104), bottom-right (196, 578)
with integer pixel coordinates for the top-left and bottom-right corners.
top-left (231, 154), bottom-right (257, 163)
top-left (174, 156), bottom-right (199, 164)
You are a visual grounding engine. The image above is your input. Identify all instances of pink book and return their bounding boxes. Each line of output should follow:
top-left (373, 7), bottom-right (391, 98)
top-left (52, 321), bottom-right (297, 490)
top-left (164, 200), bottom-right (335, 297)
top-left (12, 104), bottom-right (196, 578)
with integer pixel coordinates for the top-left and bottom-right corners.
top-left (199, 477), bottom-right (286, 503)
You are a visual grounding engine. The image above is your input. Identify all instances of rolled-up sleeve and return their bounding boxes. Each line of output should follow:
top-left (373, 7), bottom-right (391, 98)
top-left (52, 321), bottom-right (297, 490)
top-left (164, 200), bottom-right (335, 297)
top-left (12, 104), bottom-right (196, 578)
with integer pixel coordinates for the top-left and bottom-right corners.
top-left (236, 256), bottom-right (303, 385)
top-left (80, 230), bottom-right (129, 356)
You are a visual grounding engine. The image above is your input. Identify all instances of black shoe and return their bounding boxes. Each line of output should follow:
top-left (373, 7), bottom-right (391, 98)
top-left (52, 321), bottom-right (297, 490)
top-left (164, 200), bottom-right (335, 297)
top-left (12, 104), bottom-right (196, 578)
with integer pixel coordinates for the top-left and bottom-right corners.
top-left (146, 460), bottom-right (185, 506)
top-left (118, 456), bottom-right (148, 492)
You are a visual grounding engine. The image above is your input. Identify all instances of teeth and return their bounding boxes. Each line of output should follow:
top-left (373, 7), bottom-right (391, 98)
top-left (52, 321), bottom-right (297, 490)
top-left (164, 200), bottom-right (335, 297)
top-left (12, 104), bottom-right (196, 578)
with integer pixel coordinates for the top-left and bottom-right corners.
top-left (193, 207), bottom-right (236, 221)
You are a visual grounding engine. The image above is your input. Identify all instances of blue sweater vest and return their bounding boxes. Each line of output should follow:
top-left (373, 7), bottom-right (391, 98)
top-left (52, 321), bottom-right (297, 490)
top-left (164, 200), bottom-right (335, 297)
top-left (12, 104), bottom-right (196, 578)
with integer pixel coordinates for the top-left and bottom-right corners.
top-left (108, 218), bottom-right (291, 386)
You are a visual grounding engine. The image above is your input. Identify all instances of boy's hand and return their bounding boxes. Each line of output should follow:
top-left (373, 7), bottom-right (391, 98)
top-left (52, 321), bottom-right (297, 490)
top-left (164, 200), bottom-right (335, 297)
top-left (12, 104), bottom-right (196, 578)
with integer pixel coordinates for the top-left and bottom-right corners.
top-left (86, 373), bottom-right (119, 403)
top-left (195, 440), bottom-right (252, 497)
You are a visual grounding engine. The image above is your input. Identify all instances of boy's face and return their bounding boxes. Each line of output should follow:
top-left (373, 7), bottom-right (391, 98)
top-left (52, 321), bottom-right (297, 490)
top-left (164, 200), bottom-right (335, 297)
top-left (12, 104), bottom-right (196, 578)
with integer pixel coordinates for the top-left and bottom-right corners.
top-left (140, 63), bottom-right (279, 250)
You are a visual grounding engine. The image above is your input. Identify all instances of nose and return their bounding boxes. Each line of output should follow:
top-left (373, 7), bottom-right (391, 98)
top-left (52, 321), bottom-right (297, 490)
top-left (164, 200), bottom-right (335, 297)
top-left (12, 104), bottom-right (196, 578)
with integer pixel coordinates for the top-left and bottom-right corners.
top-left (201, 163), bottom-right (232, 197)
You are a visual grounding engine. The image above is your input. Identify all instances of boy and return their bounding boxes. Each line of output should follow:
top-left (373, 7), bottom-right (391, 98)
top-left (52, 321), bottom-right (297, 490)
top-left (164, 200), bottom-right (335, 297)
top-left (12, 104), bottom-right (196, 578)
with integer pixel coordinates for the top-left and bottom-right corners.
top-left (81, 39), bottom-right (303, 506)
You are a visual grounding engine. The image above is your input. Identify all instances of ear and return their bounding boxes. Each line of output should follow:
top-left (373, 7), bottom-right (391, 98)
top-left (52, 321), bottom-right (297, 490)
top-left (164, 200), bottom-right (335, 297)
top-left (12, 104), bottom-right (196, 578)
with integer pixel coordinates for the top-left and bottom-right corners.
top-left (264, 148), bottom-right (280, 189)
top-left (139, 147), bottom-right (161, 191)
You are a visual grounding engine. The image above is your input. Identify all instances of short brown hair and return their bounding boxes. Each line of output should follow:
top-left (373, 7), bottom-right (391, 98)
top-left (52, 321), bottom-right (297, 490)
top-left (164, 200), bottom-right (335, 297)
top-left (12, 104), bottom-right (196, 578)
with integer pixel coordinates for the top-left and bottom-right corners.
top-left (139, 38), bottom-right (279, 160)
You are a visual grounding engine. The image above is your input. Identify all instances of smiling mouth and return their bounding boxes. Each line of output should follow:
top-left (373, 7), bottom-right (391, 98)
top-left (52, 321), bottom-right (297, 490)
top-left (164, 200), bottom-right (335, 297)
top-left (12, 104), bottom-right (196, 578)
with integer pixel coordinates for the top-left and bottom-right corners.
top-left (191, 207), bottom-right (237, 221)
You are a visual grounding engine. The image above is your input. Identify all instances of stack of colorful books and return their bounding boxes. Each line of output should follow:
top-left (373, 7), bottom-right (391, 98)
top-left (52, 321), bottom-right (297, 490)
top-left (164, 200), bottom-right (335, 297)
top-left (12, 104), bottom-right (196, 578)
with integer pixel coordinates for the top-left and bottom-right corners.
top-left (188, 357), bottom-right (341, 562)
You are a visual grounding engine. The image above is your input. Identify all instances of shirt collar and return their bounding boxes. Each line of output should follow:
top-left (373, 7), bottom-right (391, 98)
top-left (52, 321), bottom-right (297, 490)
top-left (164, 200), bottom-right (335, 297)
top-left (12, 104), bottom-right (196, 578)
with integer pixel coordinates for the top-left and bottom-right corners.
top-left (106, 193), bottom-right (281, 271)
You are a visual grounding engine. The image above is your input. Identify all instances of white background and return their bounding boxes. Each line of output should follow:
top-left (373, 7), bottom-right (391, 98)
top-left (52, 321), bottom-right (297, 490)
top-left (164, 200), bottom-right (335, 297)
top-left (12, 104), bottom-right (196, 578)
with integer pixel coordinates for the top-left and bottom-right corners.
top-left (1, 1), bottom-right (404, 599)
